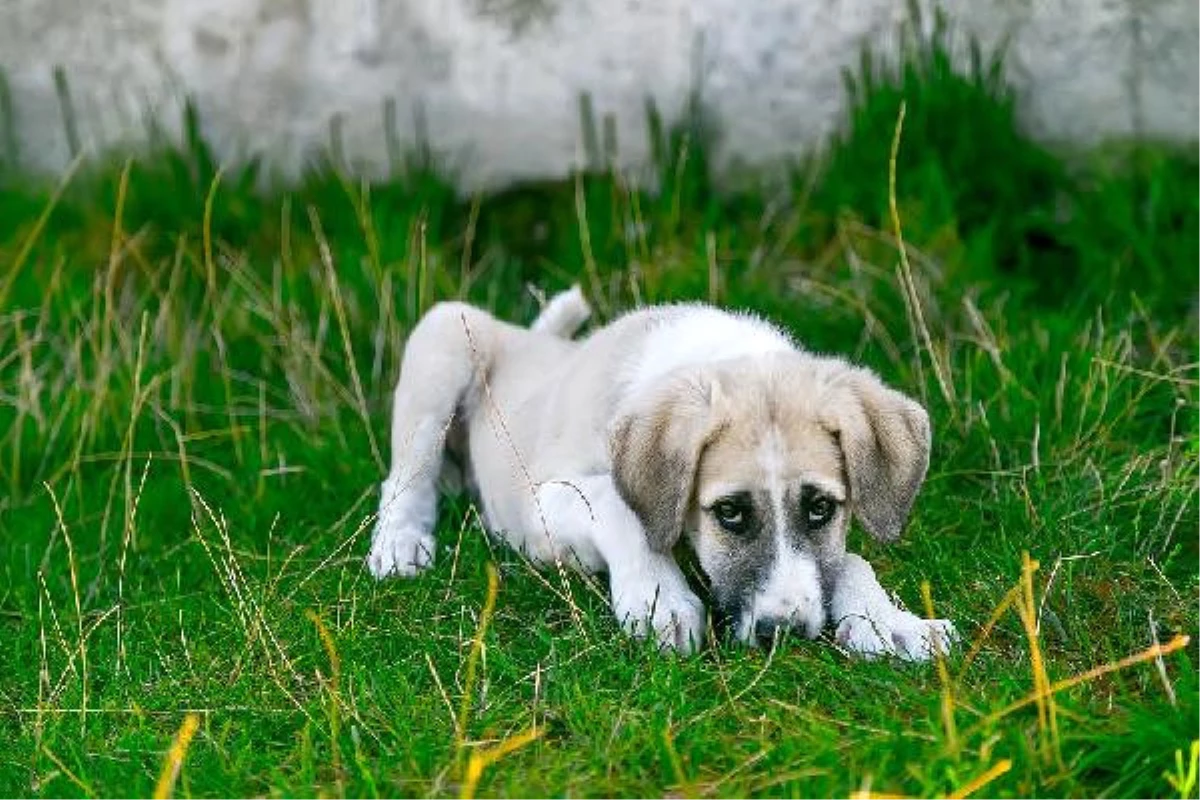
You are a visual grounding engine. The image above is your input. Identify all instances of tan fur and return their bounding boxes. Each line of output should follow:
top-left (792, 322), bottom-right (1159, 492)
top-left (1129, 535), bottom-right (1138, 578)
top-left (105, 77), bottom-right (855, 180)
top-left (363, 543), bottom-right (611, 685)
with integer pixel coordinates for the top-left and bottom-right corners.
top-left (611, 353), bottom-right (926, 555)
top-left (817, 368), bottom-right (930, 541)
top-left (609, 371), bottom-right (720, 552)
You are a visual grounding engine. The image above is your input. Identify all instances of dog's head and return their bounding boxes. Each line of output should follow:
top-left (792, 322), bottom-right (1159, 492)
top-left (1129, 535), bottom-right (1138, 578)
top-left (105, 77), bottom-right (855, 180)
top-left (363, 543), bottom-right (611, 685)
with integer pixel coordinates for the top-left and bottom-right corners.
top-left (610, 352), bottom-right (930, 645)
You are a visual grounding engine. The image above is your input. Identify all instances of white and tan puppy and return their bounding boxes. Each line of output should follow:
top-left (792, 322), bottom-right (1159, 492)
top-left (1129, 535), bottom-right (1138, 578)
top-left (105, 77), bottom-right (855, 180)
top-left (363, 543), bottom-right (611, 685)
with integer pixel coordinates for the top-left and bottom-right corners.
top-left (367, 288), bottom-right (955, 659)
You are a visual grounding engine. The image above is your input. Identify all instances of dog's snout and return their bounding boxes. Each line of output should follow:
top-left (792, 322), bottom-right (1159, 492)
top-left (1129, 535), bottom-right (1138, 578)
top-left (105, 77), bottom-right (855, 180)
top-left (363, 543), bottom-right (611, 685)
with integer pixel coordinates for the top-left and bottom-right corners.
top-left (754, 617), bottom-right (781, 639)
top-left (753, 616), bottom-right (796, 646)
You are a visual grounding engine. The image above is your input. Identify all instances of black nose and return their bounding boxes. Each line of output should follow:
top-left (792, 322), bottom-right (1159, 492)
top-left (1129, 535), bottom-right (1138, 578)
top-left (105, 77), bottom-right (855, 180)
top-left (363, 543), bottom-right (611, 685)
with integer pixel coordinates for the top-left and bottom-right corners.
top-left (754, 618), bottom-right (790, 645)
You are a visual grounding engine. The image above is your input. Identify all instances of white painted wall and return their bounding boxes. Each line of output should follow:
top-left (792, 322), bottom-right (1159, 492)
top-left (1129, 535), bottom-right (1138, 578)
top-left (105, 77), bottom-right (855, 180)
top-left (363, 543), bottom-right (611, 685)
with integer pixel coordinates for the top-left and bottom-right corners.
top-left (0, 0), bottom-right (1195, 192)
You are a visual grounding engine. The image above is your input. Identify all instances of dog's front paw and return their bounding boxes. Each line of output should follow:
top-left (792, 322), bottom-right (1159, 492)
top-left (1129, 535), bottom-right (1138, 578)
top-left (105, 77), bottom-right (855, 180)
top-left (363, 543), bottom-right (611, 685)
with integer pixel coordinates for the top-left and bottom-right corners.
top-left (613, 582), bottom-right (706, 655)
top-left (835, 610), bottom-right (957, 662)
top-left (367, 523), bottom-right (436, 579)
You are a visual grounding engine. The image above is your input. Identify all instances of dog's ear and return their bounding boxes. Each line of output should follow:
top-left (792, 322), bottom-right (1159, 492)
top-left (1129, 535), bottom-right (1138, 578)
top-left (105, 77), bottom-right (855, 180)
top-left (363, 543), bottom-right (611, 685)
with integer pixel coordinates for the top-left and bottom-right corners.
top-left (609, 374), bottom-right (720, 552)
top-left (822, 369), bottom-right (930, 541)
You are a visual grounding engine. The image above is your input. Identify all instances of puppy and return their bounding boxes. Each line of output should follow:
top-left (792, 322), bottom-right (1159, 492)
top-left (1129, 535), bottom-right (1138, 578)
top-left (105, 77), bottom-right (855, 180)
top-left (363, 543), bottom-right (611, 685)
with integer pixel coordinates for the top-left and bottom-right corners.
top-left (367, 288), bottom-right (955, 659)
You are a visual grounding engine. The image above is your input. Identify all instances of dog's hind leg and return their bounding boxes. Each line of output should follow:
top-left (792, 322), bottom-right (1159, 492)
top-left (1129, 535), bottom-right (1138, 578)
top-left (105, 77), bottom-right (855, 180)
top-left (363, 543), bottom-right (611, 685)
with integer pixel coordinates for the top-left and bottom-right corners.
top-left (432, 287), bottom-right (586, 495)
top-left (368, 302), bottom-right (502, 578)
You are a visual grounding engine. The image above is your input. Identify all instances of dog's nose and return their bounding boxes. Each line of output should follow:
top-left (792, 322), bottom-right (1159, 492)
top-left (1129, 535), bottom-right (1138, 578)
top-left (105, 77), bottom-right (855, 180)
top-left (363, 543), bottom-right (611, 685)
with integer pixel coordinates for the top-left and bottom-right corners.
top-left (754, 617), bottom-right (792, 645)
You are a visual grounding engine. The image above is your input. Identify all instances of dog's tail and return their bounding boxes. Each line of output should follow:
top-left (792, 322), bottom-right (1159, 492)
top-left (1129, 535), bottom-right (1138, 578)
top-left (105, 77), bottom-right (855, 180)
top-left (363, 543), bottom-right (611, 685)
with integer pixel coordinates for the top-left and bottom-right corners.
top-left (531, 285), bottom-right (592, 338)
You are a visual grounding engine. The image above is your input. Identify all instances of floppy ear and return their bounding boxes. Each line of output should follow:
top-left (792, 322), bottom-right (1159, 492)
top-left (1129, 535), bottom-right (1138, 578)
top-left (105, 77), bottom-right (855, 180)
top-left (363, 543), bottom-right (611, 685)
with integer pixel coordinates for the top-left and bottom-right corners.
top-left (609, 374), bottom-right (719, 552)
top-left (822, 369), bottom-right (931, 541)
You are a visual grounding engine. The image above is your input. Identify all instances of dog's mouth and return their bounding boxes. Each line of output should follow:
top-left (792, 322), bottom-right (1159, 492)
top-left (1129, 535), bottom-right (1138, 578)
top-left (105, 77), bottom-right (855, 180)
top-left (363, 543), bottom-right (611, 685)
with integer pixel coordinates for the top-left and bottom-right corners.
top-left (680, 549), bottom-right (827, 648)
top-left (744, 614), bottom-right (824, 648)
top-left (709, 603), bottom-right (825, 648)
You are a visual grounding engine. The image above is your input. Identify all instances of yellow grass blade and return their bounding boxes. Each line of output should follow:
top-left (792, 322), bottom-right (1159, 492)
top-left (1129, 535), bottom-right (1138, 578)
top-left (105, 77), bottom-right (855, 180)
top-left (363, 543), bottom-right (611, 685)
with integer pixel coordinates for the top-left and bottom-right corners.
top-left (460, 726), bottom-right (544, 800)
top-left (153, 713), bottom-right (201, 799)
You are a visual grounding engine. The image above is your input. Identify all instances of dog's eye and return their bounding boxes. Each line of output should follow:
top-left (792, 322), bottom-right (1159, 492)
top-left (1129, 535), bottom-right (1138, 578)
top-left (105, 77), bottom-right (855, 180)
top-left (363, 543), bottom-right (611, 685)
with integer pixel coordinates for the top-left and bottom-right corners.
top-left (804, 494), bottom-right (837, 528)
top-left (711, 496), bottom-right (753, 535)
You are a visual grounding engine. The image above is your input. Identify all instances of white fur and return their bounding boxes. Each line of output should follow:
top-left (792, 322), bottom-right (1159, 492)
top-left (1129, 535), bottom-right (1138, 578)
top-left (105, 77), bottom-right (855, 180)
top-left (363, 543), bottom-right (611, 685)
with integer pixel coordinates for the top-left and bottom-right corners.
top-left (830, 554), bottom-right (958, 660)
top-left (530, 285), bottom-right (592, 337)
top-left (740, 546), bottom-right (826, 642)
top-left (367, 290), bottom-right (953, 660)
top-left (367, 417), bottom-right (444, 577)
top-left (522, 475), bottom-right (705, 651)
top-left (739, 427), bottom-right (828, 641)
top-left (758, 427), bottom-right (789, 535)
top-left (625, 307), bottom-right (793, 397)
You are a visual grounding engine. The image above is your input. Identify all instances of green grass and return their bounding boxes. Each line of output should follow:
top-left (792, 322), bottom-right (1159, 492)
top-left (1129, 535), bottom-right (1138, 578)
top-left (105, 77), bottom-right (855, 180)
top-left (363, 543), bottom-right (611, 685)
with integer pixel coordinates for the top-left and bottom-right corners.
top-left (1, 26), bottom-right (1197, 798)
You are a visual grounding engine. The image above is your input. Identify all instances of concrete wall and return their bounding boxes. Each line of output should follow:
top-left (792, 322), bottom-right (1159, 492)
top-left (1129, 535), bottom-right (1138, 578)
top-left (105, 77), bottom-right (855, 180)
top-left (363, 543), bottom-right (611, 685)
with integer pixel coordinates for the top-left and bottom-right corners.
top-left (0, 0), bottom-right (1195, 192)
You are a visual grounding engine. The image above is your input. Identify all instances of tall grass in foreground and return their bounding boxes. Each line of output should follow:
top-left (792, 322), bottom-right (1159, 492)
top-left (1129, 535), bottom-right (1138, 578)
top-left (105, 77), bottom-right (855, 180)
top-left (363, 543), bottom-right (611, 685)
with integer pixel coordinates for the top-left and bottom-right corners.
top-left (0, 25), bottom-right (1197, 798)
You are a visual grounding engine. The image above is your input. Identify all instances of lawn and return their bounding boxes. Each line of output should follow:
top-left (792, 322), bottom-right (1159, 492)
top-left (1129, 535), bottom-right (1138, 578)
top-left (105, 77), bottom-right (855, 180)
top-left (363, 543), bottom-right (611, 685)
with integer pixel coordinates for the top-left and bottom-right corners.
top-left (0, 30), bottom-right (1197, 799)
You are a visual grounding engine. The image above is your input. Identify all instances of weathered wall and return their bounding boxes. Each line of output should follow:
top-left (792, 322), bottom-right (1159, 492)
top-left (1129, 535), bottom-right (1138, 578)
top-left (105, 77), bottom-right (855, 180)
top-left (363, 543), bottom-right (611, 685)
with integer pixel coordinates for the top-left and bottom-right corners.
top-left (0, 0), bottom-right (1195, 192)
